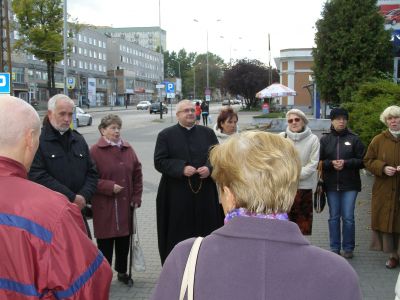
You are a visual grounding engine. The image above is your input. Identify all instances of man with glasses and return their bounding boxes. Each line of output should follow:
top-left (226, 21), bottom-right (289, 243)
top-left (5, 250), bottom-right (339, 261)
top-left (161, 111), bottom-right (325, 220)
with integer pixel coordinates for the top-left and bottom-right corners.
top-left (154, 100), bottom-right (223, 264)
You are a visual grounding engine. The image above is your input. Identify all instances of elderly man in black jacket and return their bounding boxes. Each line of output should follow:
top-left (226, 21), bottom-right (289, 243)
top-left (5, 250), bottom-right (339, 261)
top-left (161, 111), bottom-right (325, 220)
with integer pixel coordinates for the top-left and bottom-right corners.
top-left (29, 94), bottom-right (98, 238)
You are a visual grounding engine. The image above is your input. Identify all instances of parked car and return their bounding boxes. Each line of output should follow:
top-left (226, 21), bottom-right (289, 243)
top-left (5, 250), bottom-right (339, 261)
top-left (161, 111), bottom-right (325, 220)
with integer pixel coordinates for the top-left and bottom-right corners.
top-left (150, 102), bottom-right (168, 114)
top-left (385, 8), bottom-right (400, 25)
top-left (75, 107), bottom-right (92, 127)
top-left (136, 100), bottom-right (151, 110)
top-left (222, 99), bottom-right (240, 106)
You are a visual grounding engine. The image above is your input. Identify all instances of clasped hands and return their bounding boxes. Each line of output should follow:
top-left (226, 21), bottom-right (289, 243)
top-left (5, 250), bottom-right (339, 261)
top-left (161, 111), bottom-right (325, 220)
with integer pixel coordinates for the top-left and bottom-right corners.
top-left (384, 165), bottom-right (400, 176)
top-left (183, 165), bottom-right (210, 178)
top-left (332, 159), bottom-right (344, 171)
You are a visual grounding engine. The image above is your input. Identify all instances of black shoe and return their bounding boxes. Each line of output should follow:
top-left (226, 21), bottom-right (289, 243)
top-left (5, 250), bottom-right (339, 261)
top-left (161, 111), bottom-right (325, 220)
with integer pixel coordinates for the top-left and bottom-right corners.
top-left (118, 273), bottom-right (133, 286)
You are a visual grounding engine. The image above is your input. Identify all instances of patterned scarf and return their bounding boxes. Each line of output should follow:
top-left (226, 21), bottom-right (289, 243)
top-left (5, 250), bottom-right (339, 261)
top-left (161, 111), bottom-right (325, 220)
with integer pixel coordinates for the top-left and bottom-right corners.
top-left (224, 207), bottom-right (289, 224)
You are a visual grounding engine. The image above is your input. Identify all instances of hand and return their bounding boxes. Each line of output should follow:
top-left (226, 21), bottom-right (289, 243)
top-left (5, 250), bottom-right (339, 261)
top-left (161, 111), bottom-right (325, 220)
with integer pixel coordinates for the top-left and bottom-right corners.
top-left (197, 166), bottom-right (210, 179)
top-left (74, 194), bottom-right (86, 210)
top-left (183, 166), bottom-right (197, 177)
top-left (384, 166), bottom-right (397, 176)
top-left (397, 166), bottom-right (400, 172)
top-left (113, 184), bottom-right (124, 194)
top-left (332, 160), bottom-right (344, 171)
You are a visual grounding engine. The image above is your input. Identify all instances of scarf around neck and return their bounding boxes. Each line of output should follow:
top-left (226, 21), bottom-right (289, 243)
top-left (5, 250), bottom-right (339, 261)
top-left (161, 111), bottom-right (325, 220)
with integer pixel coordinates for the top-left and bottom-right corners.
top-left (224, 207), bottom-right (289, 224)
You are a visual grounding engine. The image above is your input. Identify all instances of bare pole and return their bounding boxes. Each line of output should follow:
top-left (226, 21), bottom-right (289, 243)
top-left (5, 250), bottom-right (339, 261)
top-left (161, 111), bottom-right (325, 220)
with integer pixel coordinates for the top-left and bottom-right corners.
top-left (268, 33), bottom-right (272, 86)
top-left (63, 0), bottom-right (68, 95)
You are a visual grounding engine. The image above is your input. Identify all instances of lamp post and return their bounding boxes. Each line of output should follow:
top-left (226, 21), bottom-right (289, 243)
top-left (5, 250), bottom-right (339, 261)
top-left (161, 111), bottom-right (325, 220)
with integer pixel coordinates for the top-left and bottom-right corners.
top-left (193, 18), bottom-right (221, 99)
top-left (63, 0), bottom-right (68, 95)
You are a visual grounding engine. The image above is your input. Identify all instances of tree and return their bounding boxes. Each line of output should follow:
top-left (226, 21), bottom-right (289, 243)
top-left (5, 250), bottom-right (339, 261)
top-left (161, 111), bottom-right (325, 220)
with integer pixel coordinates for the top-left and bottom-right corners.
top-left (12, 0), bottom-right (65, 96)
top-left (342, 79), bottom-right (400, 146)
top-left (221, 59), bottom-right (279, 108)
top-left (313, 0), bottom-right (392, 105)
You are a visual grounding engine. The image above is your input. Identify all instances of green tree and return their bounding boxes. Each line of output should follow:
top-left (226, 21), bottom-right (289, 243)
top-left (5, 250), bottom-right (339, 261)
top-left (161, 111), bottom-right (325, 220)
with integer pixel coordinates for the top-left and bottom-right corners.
top-left (221, 59), bottom-right (279, 108)
top-left (343, 79), bottom-right (400, 146)
top-left (12, 0), bottom-right (64, 96)
top-left (313, 0), bottom-right (392, 105)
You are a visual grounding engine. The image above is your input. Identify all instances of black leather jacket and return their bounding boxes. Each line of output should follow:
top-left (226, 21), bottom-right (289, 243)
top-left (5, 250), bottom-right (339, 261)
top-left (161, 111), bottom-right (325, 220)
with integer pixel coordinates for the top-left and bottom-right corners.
top-left (319, 127), bottom-right (365, 192)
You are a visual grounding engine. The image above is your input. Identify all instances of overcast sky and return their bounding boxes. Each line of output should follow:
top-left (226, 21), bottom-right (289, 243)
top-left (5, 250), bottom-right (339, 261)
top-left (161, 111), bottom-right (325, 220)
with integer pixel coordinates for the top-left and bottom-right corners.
top-left (68, 0), bottom-right (326, 67)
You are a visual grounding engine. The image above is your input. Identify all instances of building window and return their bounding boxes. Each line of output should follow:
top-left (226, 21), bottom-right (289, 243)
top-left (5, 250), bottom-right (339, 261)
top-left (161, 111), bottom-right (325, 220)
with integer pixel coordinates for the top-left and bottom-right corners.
top-left (78, 47), bottom-right (82, 54)
top-left (79, 61), bottom-right (83, 68)
top-left (83, 36), bottom-right (87, 43)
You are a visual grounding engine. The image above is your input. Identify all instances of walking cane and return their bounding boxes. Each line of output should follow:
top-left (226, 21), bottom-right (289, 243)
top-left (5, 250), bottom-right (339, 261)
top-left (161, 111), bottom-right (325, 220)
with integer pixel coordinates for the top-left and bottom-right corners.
top-left (127, 206), bottom-right (134, 287)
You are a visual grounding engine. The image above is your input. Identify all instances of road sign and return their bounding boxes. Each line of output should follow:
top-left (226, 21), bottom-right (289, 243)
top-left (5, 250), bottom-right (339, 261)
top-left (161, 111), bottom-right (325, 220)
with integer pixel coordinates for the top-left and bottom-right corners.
top-left (156, 84), bottom-right (165, 89)
top-left (166, 83), bottom-right (175, 93)
top-left (0, 73), bottom-right (11, 94)
top-left (167, 92), bottom-right (175, 99)
top-left (67, 77), bottom-right (76, 89)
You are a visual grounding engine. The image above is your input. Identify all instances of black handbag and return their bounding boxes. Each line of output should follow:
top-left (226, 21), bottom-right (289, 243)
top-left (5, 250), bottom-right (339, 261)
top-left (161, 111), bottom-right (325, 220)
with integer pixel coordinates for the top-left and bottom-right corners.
top-left (313, 161), bottom-right (326, 213)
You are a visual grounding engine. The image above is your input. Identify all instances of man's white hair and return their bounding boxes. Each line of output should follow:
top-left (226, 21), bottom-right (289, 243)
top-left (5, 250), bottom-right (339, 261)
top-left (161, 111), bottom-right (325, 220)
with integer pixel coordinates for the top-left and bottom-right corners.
top-left (48, 94), bottom-right (74, 111)
top-left (0, 96), bottom-right (40, 147)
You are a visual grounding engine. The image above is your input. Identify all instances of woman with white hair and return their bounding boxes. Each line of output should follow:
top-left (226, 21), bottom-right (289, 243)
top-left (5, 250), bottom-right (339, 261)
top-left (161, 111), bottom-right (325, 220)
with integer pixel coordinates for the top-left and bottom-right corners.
top-left (279, 108), bottom-right (319, 235)
top-left (364, 105), bottom-right (400, 269)
top-left (150, 132), bottom-right (361, 300)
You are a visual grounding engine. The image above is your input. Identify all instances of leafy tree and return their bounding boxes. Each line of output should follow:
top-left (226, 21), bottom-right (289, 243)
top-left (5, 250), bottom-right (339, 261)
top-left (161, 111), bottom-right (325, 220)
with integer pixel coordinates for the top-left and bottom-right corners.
top-left (313, 0), bottom-right (392, 105)
top-left (342, 79), bottom-right (400, 146)
top-left (12, 0), bottom-right (65, 96)
top-left (221, 59), bottom-right (279, 108)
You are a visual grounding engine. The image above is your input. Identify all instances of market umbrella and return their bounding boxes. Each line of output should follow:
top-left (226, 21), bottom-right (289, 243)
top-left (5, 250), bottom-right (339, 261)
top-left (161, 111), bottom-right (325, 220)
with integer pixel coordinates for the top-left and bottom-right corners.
top-left (256, 83), bottom-right (297, 98)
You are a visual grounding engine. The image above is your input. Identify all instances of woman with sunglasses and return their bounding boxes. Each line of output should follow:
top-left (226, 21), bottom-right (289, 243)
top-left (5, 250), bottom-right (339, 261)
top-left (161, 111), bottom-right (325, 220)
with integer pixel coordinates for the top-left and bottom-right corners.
top-left (320, 108), bottom-right (365, 259)
top-left (279, 109), bottom-right (320, 235)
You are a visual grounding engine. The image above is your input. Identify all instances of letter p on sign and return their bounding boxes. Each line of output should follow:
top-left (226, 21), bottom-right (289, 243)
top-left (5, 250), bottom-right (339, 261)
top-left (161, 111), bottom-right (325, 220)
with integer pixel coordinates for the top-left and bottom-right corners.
top-left (0, 73), bottom-right (10, 94)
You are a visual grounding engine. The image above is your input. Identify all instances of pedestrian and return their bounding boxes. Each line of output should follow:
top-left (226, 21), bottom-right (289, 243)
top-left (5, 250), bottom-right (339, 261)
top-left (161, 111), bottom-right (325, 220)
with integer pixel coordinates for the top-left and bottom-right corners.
top-left (213, 107), bottom-right (239, 142)
top-left (364, 105), bottom-right (400, 269)
top-left (0, 96), bottom-right (112, 299)
top-left (90, 114), bottom-right (143, 285)
top-left (200, 100), bottom-right (209, 126)
top-left (151, 132), bottom-right (362, 300)
top-left (154, 99), bottom-right (223, 264)
top-left (29, 94), bottom-right (98, 238)
top-left (195, 101), bottom-right (202, 125)
top-left (279, 109), bottom-right (319, 235)
top-left (320, 107), bottom-right (365, 258)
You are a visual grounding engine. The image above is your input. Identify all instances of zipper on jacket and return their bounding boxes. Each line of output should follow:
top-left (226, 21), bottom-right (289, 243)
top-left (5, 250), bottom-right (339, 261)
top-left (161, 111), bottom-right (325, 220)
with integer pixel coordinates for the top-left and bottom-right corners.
top-left (336, 136), bottom-right (340, 191)
top-left (114, 198), bottom-right (120, 231)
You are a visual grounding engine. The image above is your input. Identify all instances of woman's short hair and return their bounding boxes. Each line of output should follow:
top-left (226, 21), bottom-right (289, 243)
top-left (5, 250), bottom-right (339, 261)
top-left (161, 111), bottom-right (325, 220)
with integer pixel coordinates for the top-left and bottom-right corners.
top-left (286, 108), bottom-right (308, 125)
top-left (380, 105), bottom-right (400, 125)
top-left (98, 114), bottom-right (122, 133)
top-left (217, 107), bottom-right (238, 131)
top-left (210, 131), bottom-right (300, 214)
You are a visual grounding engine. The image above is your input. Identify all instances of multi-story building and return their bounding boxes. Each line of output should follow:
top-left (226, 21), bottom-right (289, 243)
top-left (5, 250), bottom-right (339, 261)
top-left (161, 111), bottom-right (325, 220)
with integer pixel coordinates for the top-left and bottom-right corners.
top-left (274, 48), bottom-right (314, 112)
top-left (96, 26), bottom-right (166, 52)
top-left (8, 21), bottom-right (164, 106)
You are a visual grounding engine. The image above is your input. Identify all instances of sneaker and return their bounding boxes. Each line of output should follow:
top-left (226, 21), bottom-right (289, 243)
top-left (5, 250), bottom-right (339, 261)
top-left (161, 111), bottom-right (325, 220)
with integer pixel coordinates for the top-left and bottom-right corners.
top-left (343, 251), bottom-right (354, 259)
top-left (331, 250), bottom-right (340, 255)
top-left (117, 273), bottom-right (133, 286)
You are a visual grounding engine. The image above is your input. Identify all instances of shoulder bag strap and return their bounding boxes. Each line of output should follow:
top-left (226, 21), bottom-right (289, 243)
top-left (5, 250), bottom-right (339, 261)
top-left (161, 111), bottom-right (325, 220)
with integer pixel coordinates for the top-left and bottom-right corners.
top-left (179, 237), bottom-right (204, 300)
top-left (317, 160), bottom-right (323, 180)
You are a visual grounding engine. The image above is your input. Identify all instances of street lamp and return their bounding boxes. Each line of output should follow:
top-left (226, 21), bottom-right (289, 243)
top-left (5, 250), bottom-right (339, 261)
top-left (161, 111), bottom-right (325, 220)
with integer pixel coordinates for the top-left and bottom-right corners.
top-left (219, 35), bottom-right (242, 65)
top-left (193, 18), bottom-right (221, 99)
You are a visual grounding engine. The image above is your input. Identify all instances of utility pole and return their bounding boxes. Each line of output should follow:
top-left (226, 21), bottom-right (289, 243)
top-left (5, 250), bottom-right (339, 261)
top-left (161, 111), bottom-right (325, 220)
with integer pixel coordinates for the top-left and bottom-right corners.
top-left (0, 0), bottom-right (12, 94)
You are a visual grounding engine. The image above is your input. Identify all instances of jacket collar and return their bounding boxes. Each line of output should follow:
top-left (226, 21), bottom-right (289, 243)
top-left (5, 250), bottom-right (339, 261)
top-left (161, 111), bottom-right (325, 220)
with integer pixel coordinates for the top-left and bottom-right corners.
top-left (213, 216), bottom-right (309, 246)
top-left (42, 121), bottom-right (76, 142)
top-left (285, 126), bottom-right (312, 141)
top-left (96, 136), bottom-right (131, 149)
top-left (383, 129), bottom-right (400, 142)
top-left (0, 156), bottom-right (27, 179)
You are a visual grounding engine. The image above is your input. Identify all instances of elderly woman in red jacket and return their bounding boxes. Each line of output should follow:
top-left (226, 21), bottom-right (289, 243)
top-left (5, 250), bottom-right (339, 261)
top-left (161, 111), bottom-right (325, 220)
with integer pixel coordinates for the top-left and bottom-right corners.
top-left (90, 114), bottom-right (143, 285)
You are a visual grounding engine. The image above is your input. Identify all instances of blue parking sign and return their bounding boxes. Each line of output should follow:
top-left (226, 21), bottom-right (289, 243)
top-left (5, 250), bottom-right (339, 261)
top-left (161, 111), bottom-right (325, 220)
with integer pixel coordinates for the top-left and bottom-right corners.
top-left (0, 73), bottom-right (10, 94)
top-left (166, 82), bottom-right (175, 93)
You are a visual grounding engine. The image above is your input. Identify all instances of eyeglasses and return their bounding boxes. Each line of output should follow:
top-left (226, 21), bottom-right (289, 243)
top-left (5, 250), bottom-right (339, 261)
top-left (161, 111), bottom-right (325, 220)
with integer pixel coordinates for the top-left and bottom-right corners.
top-left (288, 117), bottom-right (301, 124)
top-left (178, 108), bottom-right (195, 114)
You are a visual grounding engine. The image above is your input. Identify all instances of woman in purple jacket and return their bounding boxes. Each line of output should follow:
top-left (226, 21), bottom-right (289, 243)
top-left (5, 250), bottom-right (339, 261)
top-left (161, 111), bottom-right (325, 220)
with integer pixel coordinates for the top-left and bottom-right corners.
top-left (90, 114), bottom-right (143, 286)
top-left (151, 131), bottom-right (361, 300)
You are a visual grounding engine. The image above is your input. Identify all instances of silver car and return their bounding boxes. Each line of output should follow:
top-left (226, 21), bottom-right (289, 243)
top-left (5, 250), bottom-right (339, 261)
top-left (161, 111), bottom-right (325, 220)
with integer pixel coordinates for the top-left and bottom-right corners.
top-left (76, 107), bottom-right (92, 127)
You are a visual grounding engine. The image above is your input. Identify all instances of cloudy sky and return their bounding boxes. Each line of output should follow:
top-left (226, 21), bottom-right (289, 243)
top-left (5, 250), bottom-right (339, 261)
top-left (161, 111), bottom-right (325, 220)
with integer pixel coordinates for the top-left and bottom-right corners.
top-left (68, 0), bottom-right (326, 66)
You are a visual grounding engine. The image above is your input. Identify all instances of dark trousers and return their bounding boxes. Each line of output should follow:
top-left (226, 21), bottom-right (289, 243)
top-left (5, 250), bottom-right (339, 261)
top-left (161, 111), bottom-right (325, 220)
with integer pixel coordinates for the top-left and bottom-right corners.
top-left (97, 235), bottom-right (130, 273)
top-left (202, 113), bottom-right (208, 126)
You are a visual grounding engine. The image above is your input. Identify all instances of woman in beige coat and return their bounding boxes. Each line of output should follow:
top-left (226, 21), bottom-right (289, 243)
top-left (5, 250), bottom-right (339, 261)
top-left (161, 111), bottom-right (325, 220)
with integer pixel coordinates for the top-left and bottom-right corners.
top-left (364, 105), bottom-right (400, 269)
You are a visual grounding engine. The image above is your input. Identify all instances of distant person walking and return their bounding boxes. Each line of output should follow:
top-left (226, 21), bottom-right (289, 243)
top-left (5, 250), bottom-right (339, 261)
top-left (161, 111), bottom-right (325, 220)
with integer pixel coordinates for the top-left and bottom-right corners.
top-left (279, 109), bottom-right (319, 235)
top-left (0, 96), bottom-right (112, 299)
top-left (195, 101), bottom-right (202, 125)
top-left (320, 108), bottom-right (365, 259)
top-left (201, 101), bottom-right (209, 126)
top-left (364, 105), bottom-right (400, 269)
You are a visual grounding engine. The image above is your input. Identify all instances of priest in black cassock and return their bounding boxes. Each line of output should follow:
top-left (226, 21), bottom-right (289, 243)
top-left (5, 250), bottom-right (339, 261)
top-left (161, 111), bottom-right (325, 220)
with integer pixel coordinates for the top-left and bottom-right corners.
top-left (154, 99), bottom-right (224, 264)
